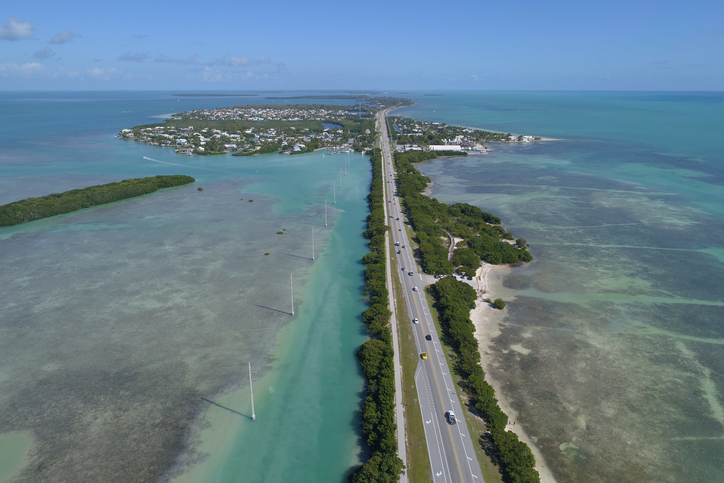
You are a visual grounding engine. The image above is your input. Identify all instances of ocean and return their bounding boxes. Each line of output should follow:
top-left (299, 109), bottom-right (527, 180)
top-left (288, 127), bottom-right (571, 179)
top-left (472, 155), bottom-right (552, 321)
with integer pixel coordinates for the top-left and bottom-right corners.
top-left (393, 91), bottom-right (724, 482)
top-left (2, 90), bottom-right (722, 483)
top-left (0, 91), bottom-right (369, 482)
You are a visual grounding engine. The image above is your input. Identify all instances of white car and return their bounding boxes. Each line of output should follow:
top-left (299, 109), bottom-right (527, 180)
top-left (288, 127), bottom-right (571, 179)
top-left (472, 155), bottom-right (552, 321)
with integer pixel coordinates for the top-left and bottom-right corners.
top-left (412, 318), bottom-right (419, 324)
top-left (412, 287), bottom-right (418, 292)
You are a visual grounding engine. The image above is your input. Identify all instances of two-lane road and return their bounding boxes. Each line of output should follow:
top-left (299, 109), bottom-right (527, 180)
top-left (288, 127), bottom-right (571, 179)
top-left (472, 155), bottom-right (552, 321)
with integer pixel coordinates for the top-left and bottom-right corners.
top-left (379, 112), bottom-right (484, 483)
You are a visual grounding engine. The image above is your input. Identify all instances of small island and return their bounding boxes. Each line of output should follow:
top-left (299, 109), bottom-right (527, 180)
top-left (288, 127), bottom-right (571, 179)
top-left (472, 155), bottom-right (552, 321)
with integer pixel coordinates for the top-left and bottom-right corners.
top-left (388, 115), bottom-right (544, 154)
top-left (0, 175), bottom-right (195, 227)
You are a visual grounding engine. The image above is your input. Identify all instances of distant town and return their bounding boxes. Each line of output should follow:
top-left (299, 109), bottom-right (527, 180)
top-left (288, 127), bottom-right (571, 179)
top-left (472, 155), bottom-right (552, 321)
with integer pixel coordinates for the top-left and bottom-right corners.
top-left (118, 100), bottom-right (545, 157)
top-left (118, 104), bottom-right (380, 156)
top-left (388, 116), bottom-right (543, 154)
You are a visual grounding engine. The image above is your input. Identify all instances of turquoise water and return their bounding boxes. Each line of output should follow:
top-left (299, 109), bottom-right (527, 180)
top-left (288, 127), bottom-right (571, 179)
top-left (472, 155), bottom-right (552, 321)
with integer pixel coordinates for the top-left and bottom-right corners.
top-left (394, 91), bottom-right (724, 482)
top-left (0, 92), bottom-right (368, 482)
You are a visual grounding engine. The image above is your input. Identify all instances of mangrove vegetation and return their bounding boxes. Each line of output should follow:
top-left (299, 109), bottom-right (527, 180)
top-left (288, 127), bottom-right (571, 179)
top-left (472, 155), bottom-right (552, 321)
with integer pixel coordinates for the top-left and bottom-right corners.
top-left (351, 147), bottom-right (404, 483)
top-left (394, 150), bottom-right (532, 275)
top-left (0, 175), bottom-right (195, 227)
top-left (430, 277), bottom-right (540, 483)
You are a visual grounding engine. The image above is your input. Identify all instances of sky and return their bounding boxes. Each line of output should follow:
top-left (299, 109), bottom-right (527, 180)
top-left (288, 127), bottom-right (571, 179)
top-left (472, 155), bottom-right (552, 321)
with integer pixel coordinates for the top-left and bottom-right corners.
top-left (1, 0), bottom-right (723, 91)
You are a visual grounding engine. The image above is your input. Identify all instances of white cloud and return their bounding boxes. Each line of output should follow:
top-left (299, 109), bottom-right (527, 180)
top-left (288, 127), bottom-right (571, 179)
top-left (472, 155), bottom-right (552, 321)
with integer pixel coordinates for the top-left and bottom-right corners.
top-left (154, 53), bottom-right (200, 65)
top-left (0, 63), bottom-right (81, 80)
top-left (190, 62), bottom-right (289, 83)
top-left (0, 62), bottom-right (45, 77)
top-left (34, 46), bottom-right (56, 59)
top-left (52, 67), bottom-right (80, 79)
top-left (229, 55), bottom-right (270, 66)
top-left (50, 29), bottom-right (80, 44)
top-left (119, 51), bottom-right (148, 62)
top-left (156, 53), bottom-right (270, 67)
top-left (0, 17), bottom-right (35, 41)
top-left (87, 67), bottom-right (122, 80)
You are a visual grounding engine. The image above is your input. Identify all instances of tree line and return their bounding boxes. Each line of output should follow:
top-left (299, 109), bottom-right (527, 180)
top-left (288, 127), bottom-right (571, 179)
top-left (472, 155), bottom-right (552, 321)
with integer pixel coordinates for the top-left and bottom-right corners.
top-left (394, 150), bottom-right (531, 276)
top-left (430, 277), bottom-right (541, 483)
top-left (350, 147), bottom-right (405, 482)
top-left (0, 175), bottom-right (195, 227)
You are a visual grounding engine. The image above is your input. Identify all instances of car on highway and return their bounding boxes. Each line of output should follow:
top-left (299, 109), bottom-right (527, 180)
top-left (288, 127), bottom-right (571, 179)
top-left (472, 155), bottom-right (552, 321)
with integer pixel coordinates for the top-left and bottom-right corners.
top-left (412, 286), bottom-right (418, 291)
top-left (446, 410), bottom-right (457, 425)
top-left (412, 318), bottom-right (419, 324)
top-left (425, 334), bottom-right (432, 341)
top-left (394, 242), bottom-right (400, 246)
top-left (408, 271), bottom-right (413, 276)
top-left (421, 352), bottom-right (428, 360)
top-left (402, 267), bottom-right (405, 271)
top-left (401, 245), bottom-right (405, 248)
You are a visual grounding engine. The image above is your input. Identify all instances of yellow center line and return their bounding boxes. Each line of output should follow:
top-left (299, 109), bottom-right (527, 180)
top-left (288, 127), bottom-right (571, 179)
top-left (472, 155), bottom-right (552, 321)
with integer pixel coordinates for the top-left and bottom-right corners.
top-left (412, 290), bottom-right (465, 482)
top-left (383, 121), bottom-right (464, 481)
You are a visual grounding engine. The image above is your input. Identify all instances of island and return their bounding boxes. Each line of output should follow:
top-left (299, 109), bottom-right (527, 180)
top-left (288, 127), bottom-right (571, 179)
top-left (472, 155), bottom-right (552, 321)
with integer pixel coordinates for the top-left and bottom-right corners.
top-left (388, 115), bottom-right (543, 154)
top-left (0, 175), bottom-right (195, 227)
top-left (118, 99), bottom-right (413, 157)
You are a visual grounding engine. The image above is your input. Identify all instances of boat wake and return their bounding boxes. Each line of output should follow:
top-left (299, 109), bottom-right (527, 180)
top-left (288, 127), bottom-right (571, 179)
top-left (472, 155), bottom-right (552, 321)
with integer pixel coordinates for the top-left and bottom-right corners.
top-left (142, 156), bottom-right (235, 175)
top-left (143, 156), bottom-right (187, 167)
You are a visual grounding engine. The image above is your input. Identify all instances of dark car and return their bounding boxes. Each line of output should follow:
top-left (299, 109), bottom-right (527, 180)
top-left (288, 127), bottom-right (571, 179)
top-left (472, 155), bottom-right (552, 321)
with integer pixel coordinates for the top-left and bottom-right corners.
top-left (425, 334), bottom-right (432, 341)
top-left (446, 411), bottom-right (457, 425)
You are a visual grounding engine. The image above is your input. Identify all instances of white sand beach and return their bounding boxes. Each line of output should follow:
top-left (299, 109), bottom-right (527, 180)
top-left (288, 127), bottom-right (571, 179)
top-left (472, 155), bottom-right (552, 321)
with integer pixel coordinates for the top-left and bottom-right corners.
top-left (470, 264), bottom-right (558, 483)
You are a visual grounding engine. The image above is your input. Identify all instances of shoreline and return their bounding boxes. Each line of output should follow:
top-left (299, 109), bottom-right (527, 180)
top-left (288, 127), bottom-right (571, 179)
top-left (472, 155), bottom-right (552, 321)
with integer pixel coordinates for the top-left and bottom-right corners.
top-left (471, 263), bottom-right (558, 483)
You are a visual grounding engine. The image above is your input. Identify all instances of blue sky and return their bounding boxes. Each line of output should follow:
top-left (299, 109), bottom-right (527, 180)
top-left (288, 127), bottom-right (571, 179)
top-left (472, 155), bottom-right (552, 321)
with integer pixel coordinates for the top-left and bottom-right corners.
top-left (1, 0), bottom-right (722, 90)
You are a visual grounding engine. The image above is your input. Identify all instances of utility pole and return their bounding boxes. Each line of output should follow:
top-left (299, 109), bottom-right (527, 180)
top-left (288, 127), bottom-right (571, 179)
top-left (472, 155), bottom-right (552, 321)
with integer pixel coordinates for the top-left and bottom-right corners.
top-left (249, 362), bottom-right (255, 421)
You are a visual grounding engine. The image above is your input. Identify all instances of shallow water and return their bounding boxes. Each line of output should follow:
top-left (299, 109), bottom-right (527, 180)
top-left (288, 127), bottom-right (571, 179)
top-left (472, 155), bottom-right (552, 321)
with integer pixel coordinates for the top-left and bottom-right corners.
top-left (0, 92), bottom-right (369, 482)
top-left (397, 91), bottom-right (724, 482)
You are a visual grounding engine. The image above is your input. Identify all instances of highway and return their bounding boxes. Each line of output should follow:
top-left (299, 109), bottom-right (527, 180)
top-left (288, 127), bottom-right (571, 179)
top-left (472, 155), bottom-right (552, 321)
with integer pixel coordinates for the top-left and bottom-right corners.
top-left (378, 111), bottom-right (484, 483)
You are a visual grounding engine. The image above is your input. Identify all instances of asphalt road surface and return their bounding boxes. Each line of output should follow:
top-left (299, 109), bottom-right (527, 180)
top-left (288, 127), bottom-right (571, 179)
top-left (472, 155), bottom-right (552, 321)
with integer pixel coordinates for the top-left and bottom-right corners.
top-left (379, 111), bottom-right (485, 483)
